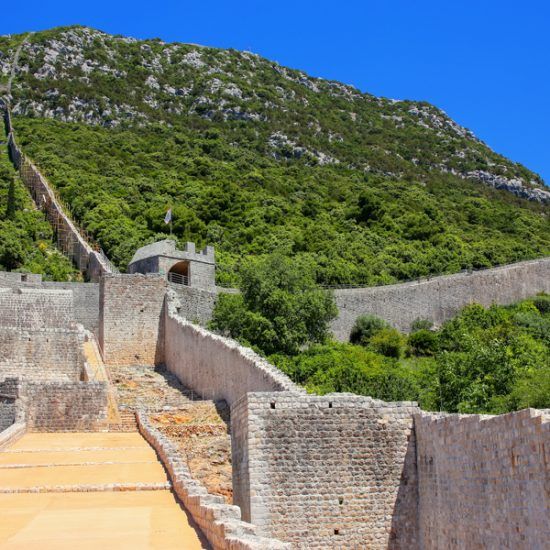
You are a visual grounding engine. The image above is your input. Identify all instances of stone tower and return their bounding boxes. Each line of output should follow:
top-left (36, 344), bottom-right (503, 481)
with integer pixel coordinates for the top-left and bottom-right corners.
top-left (127, 240), bottom-right (215, 290)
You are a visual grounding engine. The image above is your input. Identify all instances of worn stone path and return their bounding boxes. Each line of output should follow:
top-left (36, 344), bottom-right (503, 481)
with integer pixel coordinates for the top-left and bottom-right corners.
top-left (111, 365), bottom-right (233, 502)
top-left (0, 432), bottom-right (208, 549)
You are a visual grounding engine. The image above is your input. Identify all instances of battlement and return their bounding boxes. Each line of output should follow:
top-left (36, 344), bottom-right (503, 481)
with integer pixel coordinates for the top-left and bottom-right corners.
top-left (127, 239), bottom-right (216, 290)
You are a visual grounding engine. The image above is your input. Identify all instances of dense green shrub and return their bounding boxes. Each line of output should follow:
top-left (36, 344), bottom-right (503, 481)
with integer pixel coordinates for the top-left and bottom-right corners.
top-left (533, 295), bottom-right (550, 314)
top-left (349, 314), bottom-right (389, 345)
top-left (271, 295), bottom-right (550, 413)
top-left (411, 318), bottom-right (433, 332)
top-left (273, 343), bottom-right (420, 401)
top-left (209, 254), bottom-right (337, 355)
top-left (407, 329), bottom-right (438, 356)
top-left (368, 327), bottom-right (405, 358)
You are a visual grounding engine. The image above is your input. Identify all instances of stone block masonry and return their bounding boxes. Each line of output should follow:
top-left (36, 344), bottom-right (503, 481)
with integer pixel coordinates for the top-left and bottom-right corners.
top-left (0, 377), bottom-right (108, 432)
top-left (0, 287), bottom-right (74, 329)
top-left (0, 271), bottom-right (100, 332)
top-left (415, 409), bottom-right (550, 549)
top-left (332, 257), bottom-right (550, 338)
top-left (137, 412), bottom-right (290, 549)
top-left (231, 392), bottom-right (420, 549)
top-left (23, 381), bottom-right (108, 431)
top-left (0, 288), bottom-right (84, 382)
top-left (170, 285), bottom-right (218, 326)
top-left (164, 291), bottom-right (301, 405)
top-left (99, 274), bottom-right (167, 366)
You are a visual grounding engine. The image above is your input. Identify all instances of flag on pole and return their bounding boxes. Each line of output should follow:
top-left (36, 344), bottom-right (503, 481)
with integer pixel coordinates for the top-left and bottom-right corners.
top-left (164, 208), bottom-right (172, 224)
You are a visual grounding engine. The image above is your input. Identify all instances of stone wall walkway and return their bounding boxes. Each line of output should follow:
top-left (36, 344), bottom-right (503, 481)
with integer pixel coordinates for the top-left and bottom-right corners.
top-left (0, 432), bottom-right (209, 548)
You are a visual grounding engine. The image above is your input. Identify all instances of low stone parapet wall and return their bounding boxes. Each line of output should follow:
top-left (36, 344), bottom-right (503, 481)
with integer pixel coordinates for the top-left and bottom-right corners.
top-left (137, 411), bottom-right (290, 550)
top-left (0, 422), bottom-right (26, 451)
top-left (164, 291), bottom-right (302, 405)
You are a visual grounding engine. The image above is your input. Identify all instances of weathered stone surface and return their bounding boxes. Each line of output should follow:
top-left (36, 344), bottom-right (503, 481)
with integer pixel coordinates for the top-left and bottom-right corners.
top-left (0, 288), bottom-right (84, 382)
top-left (332, 257), bottom-right (550, 337)
top-left (99, 273), bottom-right (167, 366)
top-left (164, 291), bottom-right (301, 405)
top-left (415, 409), bottom-right (550, 549)
top-left (232, 392), bottom-right (420, 549)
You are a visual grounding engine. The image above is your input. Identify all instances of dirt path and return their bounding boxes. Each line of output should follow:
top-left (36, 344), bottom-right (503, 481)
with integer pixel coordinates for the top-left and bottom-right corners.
top-left (111, 365), bottom-right (233, 502)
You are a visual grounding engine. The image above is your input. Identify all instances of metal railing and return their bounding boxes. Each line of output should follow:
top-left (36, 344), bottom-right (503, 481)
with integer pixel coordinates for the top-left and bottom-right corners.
top-left (167, 272), bottom-right (189, 286)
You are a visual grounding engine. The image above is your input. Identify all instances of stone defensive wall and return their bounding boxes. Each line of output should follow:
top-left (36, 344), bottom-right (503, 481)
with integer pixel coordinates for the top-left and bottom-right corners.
top-left (0, 285), bottom-right (108, 434)
top-left (332, 257), bottom-right (550, 338)
top-left (99, 273), bottom-right (168, 366)
top-left (2, 105), bottom-right (114, 282)
top-left (0, 271), bottom-right (99, 332)
top-left (415, 409), bottom-right (550, 549)
top-left (164, 290), bottom-right (302, 405)
top-left (0, 269), bottom-right (548, 547)
top-left (231, 392), bottom-right (420, 548)
top-left (0, 288), bottom-right (84, 382)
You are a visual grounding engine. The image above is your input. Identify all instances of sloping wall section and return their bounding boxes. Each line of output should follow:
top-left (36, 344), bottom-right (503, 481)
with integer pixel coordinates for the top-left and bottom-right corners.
top-left (3, 106), bottom-right (114, 281)
top-left (164, 291), bottom-right (301, 405)
top-left (332, 257), bottom-right (550, 338)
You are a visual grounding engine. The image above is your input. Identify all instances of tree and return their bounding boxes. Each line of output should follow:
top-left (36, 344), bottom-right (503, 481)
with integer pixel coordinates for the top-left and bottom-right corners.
top-left (210, 254), bottom-right (337, 355)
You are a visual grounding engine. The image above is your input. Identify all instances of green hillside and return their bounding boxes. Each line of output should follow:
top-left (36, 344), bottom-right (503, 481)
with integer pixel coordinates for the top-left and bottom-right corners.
top-left (0, 26), bottom-right (548, 283)
top-left (0, 136), bottom-right (77, 279)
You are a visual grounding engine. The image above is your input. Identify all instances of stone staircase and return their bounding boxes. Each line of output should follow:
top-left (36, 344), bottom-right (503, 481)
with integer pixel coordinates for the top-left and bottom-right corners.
top-left (108, 410), bottom-right (138, 432)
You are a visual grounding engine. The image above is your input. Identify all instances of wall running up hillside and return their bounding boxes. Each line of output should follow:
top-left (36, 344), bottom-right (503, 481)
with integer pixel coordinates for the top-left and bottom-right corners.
top-left (2, 104), bottom-right (114, 281)
top-left (332, 257), bottom-right (550, 337)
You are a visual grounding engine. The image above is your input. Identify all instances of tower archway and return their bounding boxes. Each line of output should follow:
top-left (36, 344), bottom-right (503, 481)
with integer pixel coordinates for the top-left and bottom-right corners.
top-left (167, 261), bottom-right (190, 285)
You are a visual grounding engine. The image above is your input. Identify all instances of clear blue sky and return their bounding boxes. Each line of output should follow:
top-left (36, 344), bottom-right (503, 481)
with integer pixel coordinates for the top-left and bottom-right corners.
top-left (2, 0), bottom-right (549, 184)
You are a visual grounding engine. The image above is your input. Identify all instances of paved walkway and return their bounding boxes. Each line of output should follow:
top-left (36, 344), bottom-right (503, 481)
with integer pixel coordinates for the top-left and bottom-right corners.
top-left (0, 432), bottom-right (208, 549)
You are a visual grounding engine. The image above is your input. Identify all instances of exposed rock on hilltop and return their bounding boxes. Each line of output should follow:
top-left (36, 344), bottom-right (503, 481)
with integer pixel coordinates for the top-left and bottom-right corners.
top-left (1, 25), bottom-right (548, 203)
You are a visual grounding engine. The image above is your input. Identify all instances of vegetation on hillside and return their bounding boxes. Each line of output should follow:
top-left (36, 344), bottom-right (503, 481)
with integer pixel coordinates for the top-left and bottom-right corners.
top-left (13, 117), bottom-right (550, 285)
top-left (274, 297), bottom-right (550, 413)
top-left (0, 25), bottom-right (546, 284)
top-left (0, 143), bottom-right (77, 280)
top-left (210, 258), bottom-right (549, 413)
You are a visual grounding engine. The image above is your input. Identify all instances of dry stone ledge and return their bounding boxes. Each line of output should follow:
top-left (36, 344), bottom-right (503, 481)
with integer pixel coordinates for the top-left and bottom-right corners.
top-left (136, 411), bottom-right (290, 550)
top-left (0, 422), bottom-right (26, 451)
